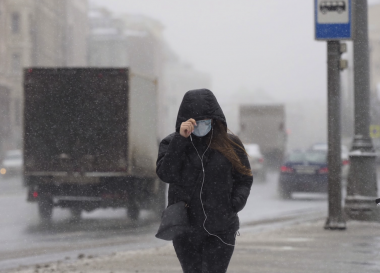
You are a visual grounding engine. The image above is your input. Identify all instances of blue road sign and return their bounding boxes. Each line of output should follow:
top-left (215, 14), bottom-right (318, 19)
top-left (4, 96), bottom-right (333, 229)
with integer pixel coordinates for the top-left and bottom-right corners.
top-left (315, 0), bottom-right (353, 40)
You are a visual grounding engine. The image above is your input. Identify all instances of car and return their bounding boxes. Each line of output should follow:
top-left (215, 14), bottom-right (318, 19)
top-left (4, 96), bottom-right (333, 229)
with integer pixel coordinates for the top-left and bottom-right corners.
top-left (278, 149), bottom-right (328, 199)
top-left (0, 150), bottom-right (23, 176)
top-left (244, 143), bottom-right (266, 182)
top-left (310, 143), bottom-right (350, 179)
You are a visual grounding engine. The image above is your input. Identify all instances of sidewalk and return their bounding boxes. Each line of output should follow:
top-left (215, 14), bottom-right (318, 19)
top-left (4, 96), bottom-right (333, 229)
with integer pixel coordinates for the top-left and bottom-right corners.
top-left (8, 219), bottom-right (380, 273)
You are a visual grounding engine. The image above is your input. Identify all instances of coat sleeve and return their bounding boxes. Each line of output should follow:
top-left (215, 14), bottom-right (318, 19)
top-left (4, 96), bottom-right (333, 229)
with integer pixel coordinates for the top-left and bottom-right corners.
top-left (229, 136), bottom-right (254, 213)
top-left (156, 132), bottom-right (190, 184)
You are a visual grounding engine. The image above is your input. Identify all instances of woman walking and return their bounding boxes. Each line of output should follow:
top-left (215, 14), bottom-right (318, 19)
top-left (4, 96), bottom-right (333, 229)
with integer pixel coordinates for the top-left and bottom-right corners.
top-left (156, 89), bottom-right (253, 273)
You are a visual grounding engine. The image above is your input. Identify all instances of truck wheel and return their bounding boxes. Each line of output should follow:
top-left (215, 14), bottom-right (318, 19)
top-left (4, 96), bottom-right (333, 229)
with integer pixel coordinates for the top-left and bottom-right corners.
top-left (70, 207), bottom-right (82, 221)
top-left (38, 198), bottom-right (53, 222)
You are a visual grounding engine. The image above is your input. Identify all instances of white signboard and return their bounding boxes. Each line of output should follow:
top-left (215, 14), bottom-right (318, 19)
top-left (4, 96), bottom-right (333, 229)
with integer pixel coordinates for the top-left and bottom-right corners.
top-left (315, 0), bottom-right (353, 40)
top-left (317, 0), bottom-right (349, 24)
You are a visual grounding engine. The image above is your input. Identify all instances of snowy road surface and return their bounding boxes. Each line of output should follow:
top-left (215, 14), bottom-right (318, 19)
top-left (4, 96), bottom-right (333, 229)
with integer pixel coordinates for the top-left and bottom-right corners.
top-left (0, 171), bottom-right (331, 270)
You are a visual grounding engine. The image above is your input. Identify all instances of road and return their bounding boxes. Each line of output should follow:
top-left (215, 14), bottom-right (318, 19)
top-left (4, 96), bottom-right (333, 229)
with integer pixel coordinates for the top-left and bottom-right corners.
top-left (0, 171), bottom-right (330, 271)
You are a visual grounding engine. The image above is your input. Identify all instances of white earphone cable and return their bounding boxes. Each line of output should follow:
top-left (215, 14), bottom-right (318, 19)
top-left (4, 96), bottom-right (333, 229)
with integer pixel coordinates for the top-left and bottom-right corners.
top-left (190, 128), bottom-right (236, 247)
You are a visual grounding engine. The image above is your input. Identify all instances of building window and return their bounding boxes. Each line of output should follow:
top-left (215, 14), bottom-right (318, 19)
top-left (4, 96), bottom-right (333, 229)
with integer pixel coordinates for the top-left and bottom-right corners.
top-left (12, 54), bottom-right (21, 74)
top-left (11, 12), bottom-right (20, 34)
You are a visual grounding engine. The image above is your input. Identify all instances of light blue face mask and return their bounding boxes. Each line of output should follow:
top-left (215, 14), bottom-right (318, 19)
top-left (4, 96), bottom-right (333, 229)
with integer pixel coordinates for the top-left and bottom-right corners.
top-left (192, 119), bottom-right (212, 137)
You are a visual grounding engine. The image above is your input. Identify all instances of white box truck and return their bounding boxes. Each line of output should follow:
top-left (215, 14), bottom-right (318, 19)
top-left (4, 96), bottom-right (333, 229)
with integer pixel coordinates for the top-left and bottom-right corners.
top-left (23, 68), bottom-right (165, 221)
top-left (239, 104), bottom-right (287, 168)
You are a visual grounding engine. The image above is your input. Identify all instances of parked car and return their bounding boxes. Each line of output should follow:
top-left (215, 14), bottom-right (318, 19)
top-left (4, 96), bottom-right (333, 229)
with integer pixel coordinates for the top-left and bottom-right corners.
top-left (0, 150), bottom-right (23, 176)
top-left (278, 149), bottom-right (328, 199)
top-left (310, 143), bottom-right (350, 179)
top-left (244, 143), bottom-right (266, 182)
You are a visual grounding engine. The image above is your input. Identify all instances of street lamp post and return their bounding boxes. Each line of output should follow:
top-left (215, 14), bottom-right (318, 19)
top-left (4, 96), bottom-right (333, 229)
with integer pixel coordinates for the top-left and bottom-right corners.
top-left (344, 0), bottom-right (379, 221)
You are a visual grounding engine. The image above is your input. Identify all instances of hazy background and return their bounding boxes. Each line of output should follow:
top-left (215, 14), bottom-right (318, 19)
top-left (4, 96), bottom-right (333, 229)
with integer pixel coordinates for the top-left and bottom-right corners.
top-left (90, 0), bottom-right (380, 151)
top-left (91, 0), bottom-right (326, 103)
top-left (2, 0), bottom-right (380, 154)
top-left (1, 2), bottom-right (380, 269)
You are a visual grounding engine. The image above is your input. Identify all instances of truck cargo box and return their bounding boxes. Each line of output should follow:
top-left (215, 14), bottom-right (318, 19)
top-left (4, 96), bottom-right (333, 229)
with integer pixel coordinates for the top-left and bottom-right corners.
top-left (23, 68), bottom-right (164, 221)
top-left (239, 104), bottom-right (286, 168)
top-left (24, 68), bottom-right (157, 179)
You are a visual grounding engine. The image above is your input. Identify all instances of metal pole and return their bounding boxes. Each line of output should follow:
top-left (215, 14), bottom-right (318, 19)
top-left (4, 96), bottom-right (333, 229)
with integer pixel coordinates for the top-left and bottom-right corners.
top-left (344, 0), bottom-right (379, 221)
top-left (324, 41), bottom-right (346, 230)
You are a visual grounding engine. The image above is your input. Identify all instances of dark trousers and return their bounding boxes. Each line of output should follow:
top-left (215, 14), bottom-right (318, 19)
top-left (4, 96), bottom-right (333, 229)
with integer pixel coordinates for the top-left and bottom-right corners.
top-left (173, 230), bottom-right (235, 273)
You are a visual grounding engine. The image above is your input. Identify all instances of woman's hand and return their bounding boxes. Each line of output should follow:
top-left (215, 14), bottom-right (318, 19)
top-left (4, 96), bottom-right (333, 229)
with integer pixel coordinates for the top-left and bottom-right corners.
top-left (180, 119), bottom-right (197, 138)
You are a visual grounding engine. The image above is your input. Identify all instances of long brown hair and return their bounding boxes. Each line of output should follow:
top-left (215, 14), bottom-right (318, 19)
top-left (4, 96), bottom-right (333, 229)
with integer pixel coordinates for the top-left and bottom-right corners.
top-left (207, 120), bottom-right (253, 177)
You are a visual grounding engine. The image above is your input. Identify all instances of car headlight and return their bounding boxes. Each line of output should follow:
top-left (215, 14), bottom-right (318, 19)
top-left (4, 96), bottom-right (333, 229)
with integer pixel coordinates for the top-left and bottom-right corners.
top-left (0, 168), bottom-right (6, 175)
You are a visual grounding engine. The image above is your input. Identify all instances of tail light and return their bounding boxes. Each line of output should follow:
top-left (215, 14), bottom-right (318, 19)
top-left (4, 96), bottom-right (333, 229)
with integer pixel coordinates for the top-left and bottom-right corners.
top-left (280, 166), bottom-right (294, 173)
top-left (319, 167), bottom-right (328, 174)
top-left (259, 158), bottom-right (264, 163)
top-left (27, 190), bottom-right (39, 202)
top-left (342, 160), bottom-right (350, 166)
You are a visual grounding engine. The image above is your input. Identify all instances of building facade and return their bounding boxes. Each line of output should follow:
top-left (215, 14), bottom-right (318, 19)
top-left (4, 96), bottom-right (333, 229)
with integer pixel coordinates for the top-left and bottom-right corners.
top-left (88, 7), bottom-right (129, 67)
top-left (88, 8), bottom-right (164, 76)
top-left (0, 1), bottom-right (10, 155)
top-left (0, 0), bottom-right (88, 152)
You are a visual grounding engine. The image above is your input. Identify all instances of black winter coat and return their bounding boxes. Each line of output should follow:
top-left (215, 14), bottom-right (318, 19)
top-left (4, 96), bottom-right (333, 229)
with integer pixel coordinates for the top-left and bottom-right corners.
top-left (156, 89), bottom-right (253, 234)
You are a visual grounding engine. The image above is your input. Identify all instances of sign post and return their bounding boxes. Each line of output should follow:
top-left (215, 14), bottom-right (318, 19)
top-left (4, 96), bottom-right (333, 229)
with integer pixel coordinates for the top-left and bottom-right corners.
top-left (344, 0), bottom-right (379, 222)
top-left (315, 0), bottom-right (353, 230)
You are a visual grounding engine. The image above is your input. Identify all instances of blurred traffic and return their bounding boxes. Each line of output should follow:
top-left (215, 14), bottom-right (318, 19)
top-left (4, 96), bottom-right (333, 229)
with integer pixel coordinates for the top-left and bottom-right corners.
top-left (278, 144), bottom-right (351, 199)
top-left (244, 143), bottom-right (266, 182)
top-left (0, 149), bottom-right (23, 176)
